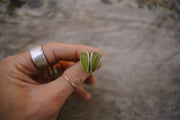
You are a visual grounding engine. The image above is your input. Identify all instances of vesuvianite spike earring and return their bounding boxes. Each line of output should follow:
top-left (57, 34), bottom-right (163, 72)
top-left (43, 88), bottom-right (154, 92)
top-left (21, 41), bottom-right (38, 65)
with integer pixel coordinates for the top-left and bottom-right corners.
top-left (80, 51), bottom-right (89, 73)
top-left (90, 52), bottom-right (101, 72)
top-left (80, 51), bottom-right (101, 73)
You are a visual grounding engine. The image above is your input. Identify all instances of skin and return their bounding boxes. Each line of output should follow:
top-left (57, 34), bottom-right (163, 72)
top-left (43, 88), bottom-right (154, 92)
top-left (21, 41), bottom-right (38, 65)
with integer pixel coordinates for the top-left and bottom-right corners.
top-left (0, 42), bottom-right (103, 120)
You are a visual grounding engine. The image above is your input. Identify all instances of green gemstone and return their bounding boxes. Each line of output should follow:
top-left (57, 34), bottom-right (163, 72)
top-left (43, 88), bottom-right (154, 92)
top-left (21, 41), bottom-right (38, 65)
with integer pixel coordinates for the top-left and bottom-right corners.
top-left (80, 51), bottom-right (89, 72)
top-left (90, 52), bottom-right (100, 72)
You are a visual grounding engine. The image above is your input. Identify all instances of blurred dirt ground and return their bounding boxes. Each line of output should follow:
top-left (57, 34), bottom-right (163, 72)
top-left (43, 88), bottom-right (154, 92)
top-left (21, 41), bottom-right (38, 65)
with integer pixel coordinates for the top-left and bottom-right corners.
top-left (0, 0), bottom-right (180, 120)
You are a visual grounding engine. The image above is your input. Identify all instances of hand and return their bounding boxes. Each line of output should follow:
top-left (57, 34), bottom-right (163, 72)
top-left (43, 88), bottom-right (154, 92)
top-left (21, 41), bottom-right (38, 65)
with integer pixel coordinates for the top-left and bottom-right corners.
top-left (0, 42), bottom-right (103, 120)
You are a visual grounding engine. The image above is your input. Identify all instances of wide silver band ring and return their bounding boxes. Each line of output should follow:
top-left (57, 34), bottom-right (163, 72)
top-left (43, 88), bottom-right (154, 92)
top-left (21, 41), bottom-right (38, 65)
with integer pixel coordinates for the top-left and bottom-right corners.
top-left (30, 46), bottom-right (49, 69)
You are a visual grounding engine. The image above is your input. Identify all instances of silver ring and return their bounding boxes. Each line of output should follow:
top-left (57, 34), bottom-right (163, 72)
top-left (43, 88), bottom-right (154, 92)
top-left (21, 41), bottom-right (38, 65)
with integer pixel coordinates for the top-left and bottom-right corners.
top-left (48, 66), bottom-right (59, 78)
top-left (30, 46), bottom-right (49, 69)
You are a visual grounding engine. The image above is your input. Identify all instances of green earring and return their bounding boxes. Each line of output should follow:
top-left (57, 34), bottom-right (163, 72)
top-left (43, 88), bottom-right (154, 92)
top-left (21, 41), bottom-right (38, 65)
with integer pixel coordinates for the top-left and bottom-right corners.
top-left (90, 52), bottom-right (101, 72)
top-left (80, 51), bottom-right (101, 73)
top-left (80, 51), bottom-right (89, 73)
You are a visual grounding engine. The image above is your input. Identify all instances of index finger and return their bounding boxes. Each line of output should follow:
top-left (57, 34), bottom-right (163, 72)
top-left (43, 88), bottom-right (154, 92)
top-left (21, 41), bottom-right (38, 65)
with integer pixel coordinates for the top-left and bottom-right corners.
top-left (42, 42), bottom-right (103, 65)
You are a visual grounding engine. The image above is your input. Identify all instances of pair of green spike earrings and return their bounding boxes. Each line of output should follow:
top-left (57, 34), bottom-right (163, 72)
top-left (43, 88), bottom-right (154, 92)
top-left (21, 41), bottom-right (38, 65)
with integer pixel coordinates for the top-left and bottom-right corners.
top-left (80, 51), bottom-right (101, 73)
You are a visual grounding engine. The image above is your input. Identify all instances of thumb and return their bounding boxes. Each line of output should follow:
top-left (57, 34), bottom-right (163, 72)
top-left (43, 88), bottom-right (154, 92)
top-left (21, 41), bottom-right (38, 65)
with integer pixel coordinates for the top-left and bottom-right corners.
top-left (36, 61), bottom-right (91, 107)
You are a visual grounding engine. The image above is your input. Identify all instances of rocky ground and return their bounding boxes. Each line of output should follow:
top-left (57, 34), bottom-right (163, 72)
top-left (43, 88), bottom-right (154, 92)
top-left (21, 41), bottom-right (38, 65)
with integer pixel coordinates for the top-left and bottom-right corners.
top-left (0, 0), bottom-right (180, 120)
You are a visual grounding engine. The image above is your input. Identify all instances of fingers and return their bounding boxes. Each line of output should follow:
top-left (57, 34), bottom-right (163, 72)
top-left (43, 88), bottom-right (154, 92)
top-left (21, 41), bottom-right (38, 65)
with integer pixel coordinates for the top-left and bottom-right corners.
top-left (63, 61), bottom-right (89, 85)
top-left (72, 75), bottom-right (96, 100)
top-left (46, 61), bottom-right (74, 82)
top-left (73, 86), bottom-right (91, 100)
top-left (37, 61), bottom-right (98, 84)
top-left (32, 50), bottom-right (102, 108)
top-left (39, 61), bottom-right (91, 102)
top-left (84, 75), bottom-right (96, 85)
top-left (54, 61), bottom-right (98, 85)
top-left (13, 42), bottom-right (103, 78)
top-left (14, 42), bottom-right (103, 76)
top-left (42, 42), bottom-right (103, 65)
